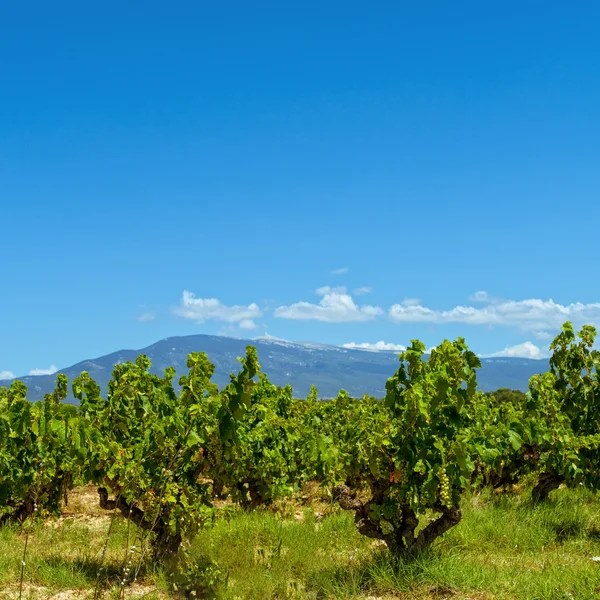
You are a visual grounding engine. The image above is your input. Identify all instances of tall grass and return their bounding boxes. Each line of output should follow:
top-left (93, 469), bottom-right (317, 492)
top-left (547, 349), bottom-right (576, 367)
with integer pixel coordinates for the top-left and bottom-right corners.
top-left (0, 515), bottom-right (168, 599)
top-left (184, 485), bottom-right (600, 599)
top-left (2, 484), bottom-right (600, 599)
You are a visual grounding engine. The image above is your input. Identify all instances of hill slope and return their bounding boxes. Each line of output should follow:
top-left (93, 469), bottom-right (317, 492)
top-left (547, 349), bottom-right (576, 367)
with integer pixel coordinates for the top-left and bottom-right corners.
top-left (1, 334), bottom-right (547, 401)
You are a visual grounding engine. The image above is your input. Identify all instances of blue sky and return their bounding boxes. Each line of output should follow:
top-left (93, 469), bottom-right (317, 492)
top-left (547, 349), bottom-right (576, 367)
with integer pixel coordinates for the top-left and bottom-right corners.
top-left (2, 1), bottom-right (600, 379)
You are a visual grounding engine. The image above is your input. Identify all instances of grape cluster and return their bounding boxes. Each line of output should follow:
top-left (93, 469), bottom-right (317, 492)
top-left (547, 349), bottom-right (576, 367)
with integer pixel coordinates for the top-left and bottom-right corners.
top-left (438, 466), bottom-right (452, 508)
top-left (207, 434), bottom-right (223, 468)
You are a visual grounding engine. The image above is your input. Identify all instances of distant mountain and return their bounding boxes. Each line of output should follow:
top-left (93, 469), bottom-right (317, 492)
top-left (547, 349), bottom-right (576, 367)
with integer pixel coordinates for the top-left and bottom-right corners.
top-left (0, 334), bottom-right (548, 402)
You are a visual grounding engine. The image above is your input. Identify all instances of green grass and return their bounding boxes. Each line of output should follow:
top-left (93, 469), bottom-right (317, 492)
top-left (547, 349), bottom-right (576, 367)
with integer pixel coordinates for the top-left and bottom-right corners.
top-left (184, 485), bottom-right (600, 599)
top-left (2, 484), bottom-right (600, 599)
top-left (0, 486), bottom-right (170, 599)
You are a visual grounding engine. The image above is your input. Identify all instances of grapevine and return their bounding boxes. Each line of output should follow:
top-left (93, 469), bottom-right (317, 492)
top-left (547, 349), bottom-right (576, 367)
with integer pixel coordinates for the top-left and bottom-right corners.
top-left (1, 320), bottom-right (599, 574)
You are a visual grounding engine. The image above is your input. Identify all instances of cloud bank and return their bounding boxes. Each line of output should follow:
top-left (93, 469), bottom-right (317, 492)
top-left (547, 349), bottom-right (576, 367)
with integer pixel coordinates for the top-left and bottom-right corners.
top-left (388, 296), bottom-right (600, 335)
top-left (274, 288), bottom-right (383, 323)
top-left (484, 342), bottom-right (548, 360)
top-left (28, 365), bottom-right (58, 376)
top-left (175, 291), bottom-right (261, 329)
top-left (171, 289), bottom-right (597, 356)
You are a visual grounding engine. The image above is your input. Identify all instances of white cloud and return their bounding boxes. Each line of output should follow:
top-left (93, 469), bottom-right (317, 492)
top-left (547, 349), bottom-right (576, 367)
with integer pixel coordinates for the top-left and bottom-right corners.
top-left (389, 304), bottom-right (440, 322)
top-left (28, 365), bottom-right (58, 376)
top-left (388, 297), bottom-right (600, 334)
top-left (0, 370), bottom-right (15, 381)
top-left (330, 267), bottom-right (349, 275)
top-left (484, 342), bottom-right (548, 360)
top-left (137, 312), bottom-right (156, 322)
top-left (174, 291), bottom-right (262, 327)
top-left (316, 286), bottom-right (347, 295)
top-left (275, 289), bottom-right (383, 323)
top-left (342, 341), bottom-right (406, 352)
top-left (353, 286), bottom-right (373, 295)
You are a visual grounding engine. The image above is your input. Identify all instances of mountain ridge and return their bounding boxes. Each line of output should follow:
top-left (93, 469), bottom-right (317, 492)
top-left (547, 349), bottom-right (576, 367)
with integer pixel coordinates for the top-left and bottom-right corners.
top-left (1, 333), bottom-right (548, 402)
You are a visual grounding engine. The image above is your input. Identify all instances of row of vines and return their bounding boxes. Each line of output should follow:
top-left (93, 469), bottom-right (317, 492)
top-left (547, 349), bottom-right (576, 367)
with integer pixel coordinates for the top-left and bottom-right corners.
top-left (1, 321), bottom-right (599, 572)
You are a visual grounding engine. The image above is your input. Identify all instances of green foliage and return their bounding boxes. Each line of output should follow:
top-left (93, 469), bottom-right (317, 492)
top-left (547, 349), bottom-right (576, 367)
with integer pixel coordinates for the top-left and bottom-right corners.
top-left (381, 337), bottom-right (482, 508)
top-left (329, 337), bottom-right (501, 556)
top-left (527, 322), bottom-right (600, 498)
top-left (292, 390), bottom-right (387, 487)
top-left (80, 351), bottom-right (221, 557)
top-left (482, 323), bottom-right (600, 500)
top-left (215, 373), bottom-right (299, 506)
top-left (3, 319), bottom-right (600, 567)
top-left (207, 350), bottom-right (304, 507)
top-left (0, 377), bottom-right (84, 523)
top-left (485, 387), bottom-right (527, 407)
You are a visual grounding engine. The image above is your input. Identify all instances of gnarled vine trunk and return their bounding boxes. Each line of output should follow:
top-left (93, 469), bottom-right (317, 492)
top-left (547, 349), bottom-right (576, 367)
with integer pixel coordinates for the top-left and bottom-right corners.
top-left (531, 471), bottom-right (564, 502)
top-left (334, 484), bottom-right (461, 557)
top-left (0, 498), bottom-right (35, 526)
top-left (0, 473), bottom-right (71, 526)
top-left (98, 487), bottom-right (181, 559)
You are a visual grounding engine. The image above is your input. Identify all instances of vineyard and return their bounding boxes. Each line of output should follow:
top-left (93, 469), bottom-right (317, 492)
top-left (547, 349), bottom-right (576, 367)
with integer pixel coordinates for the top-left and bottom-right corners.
top-left (1, 321), bottom-right (600, 599)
